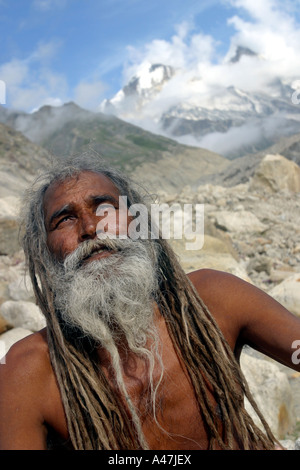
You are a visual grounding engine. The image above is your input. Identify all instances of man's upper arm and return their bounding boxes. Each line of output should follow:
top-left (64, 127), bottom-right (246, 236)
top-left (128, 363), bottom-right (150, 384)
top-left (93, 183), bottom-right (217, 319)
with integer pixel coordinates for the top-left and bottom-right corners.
top-left (0, 336), bottom-right (49, 450)
top-left (188, 268), bottom-right (300, 371)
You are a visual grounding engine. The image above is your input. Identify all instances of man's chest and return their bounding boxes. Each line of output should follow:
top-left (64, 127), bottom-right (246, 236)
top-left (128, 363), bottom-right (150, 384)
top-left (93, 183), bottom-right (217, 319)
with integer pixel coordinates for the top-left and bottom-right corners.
top-left (117, 336), bottom-right (211, 450)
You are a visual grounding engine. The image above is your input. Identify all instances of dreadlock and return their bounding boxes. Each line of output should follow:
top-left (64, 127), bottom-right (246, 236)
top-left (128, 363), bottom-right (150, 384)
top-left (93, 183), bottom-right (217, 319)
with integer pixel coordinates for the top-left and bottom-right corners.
top-left (20, 152), bottom-right (278, 450)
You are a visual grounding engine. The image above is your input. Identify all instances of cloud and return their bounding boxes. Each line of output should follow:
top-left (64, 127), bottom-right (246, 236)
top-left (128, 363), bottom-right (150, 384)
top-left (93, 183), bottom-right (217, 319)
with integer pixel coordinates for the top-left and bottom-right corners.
top-left (73, 80), bottom-right (108, 110)
top-left (124, 0), bottom-right (300, 91)
top-left (125, 20), bottom-right (218, 83)
top-left (0, 41), bottom-right (67, 111)
top-left (104, 0), bottom-right (300, 156)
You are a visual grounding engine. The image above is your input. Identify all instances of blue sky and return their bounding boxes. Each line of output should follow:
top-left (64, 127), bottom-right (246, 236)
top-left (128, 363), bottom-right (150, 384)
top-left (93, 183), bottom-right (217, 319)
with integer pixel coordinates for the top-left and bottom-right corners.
top-left (1, 0), bottom-right (300, 112)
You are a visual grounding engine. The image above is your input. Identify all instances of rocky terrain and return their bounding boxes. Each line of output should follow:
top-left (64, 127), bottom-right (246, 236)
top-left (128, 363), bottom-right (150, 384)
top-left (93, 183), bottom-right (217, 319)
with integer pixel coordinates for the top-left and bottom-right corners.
top-left (0, 116), bottom-right (300, 448)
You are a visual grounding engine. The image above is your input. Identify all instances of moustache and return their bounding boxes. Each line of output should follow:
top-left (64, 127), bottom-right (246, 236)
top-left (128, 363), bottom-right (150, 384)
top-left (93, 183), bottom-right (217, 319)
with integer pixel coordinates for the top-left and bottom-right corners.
top-left (63, 236), bottom-right (154, 273)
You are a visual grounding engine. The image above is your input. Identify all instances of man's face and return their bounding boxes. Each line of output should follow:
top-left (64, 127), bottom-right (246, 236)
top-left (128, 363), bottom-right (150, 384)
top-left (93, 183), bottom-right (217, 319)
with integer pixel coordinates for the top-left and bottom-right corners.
top-left (43, 171), bottom-right (130, 262)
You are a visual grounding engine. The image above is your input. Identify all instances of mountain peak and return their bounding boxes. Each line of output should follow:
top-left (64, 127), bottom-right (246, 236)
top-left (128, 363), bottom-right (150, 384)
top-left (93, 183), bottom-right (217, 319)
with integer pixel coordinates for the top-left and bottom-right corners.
top-left (123, 63), bottom-right (175, 96)
top-left (230, 46), bottom-right (257, 63)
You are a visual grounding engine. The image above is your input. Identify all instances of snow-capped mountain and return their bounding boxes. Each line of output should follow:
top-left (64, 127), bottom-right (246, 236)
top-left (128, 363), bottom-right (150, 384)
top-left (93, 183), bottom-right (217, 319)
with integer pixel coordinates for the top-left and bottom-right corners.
top-left (101, 63), bottom-right (175, 116)
top-left (100, 48), bottom-right (300, 158)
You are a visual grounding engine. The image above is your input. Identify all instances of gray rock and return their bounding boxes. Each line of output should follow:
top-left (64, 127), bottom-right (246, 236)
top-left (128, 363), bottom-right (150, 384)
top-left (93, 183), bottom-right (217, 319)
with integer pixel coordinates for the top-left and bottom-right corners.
top-left (0, 300), bottom-right (46, 332)
top-left (241, 352), bottom-right (295, 439)
top-left (212, 210), bottom-right (268, 234)
top-left (250, 154), bottom-right (300, 194)
top-left (0, 219), bottom-right (21, 255)
top-left (268, 273), bottom-right (300, 317)
top-left (8, 273), bottom-right (34, 301)
top-left (279, 439), bottom-right (296, 450)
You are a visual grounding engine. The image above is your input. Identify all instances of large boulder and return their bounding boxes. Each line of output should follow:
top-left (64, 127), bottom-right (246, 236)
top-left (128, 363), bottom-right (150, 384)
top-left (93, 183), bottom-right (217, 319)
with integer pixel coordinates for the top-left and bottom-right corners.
top-left (170, 235), bottom-right (251, 281)
top-left (268, 273), bottom-right (300, 317)
top-left (212, 209), bottom-right (268, 234)
top-left (0, 314), bottom-right (10, 334)
top-left (250, 154), bottom-right (300, 193)
top-left (0, 196), bottom-right (21, 256)
top-left (7, 273), bottom-right (34, 302)
top-left (0, 300), bottom-right (46, 332)
top-left (241, 352), bottom-right (295, 439)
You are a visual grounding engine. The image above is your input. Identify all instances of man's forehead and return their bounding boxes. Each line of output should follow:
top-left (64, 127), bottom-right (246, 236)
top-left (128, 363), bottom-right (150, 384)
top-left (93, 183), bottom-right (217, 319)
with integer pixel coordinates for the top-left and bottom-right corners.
top-left (43, 170), bottom-right (120, 215)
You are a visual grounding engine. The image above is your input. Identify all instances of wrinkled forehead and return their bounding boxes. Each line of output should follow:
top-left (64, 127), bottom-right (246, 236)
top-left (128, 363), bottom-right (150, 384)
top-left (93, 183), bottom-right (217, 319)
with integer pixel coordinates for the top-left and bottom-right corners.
top-left (43, 170), bottom-right (121, 223)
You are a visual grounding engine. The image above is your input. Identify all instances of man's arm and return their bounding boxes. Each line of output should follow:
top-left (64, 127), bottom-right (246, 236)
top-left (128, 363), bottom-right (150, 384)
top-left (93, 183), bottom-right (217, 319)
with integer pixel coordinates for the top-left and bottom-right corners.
top-left (188, 268), bottom-right (300, 371)
top-left (0, 333), bottom-right (51, 450)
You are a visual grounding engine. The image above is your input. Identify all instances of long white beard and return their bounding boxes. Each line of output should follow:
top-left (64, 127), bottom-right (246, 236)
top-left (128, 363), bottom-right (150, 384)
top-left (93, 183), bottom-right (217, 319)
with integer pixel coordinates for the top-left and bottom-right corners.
top-left (52, 237), bottom-right (160, 351)
top-left (50, 237), bottom-right (164, 447)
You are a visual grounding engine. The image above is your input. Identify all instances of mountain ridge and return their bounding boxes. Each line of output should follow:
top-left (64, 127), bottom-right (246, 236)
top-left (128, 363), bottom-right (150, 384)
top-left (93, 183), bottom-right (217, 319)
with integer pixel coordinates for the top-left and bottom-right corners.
top-left (0, 106), bottom-right (230, 194)
top-left (100, 48), bottom-right (300, 159)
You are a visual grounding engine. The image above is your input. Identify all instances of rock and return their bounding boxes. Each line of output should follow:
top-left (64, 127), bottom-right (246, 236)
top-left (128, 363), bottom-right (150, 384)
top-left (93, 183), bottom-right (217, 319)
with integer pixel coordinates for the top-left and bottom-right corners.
top-left (212, 210), bottom-right (268, 234)
top-left (0, 219), bottom-right (21, 255)
top-left (0, 196), bottom-right (20, 218)
top-left (170, 235), bottom-right (251, 281)
top-left (0, 300), bottom-right (46, 332)
top-left (0, 313), bottom-right (11, 334)
top-left (0, 327), bottom-right (33, 362)
top-left (250, 154), bottom-right (300, 193)
top-left (247, 255), bottom-right (272, 275)
top-left (7, 273), bottom-right (34, 301)
top-left (241, 352), bottom-right (295, 439)
top-left (279, 439), bottom-right (297, 450)
top-left (0, 196), bottom-right (21, 256)
top-left (178, 252), bottom-right (250, 282)
top-left (268, 273), bottom-right (300, 317)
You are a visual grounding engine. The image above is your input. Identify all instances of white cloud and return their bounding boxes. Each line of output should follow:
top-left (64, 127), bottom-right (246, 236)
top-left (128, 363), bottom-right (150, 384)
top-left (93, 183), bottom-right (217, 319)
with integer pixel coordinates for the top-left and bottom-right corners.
top-left (105, 0), bottom-right (300, 156)
top-left (125, 21), bottom-right (218, 83)
top-left (0, 41), bottom-right (67, 111)
top-left (73, 80), bottom-right (108, 111)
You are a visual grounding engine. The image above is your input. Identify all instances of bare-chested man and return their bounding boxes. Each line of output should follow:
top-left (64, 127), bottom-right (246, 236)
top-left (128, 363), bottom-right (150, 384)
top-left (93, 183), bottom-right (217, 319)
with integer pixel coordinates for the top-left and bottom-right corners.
top-left (0, 155), bottom-right (300, 450)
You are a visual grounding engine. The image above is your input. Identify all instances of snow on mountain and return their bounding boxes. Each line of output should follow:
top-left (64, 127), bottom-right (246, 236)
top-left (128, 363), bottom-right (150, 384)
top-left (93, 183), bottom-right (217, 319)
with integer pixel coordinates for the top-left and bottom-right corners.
top-left (100, 48), bottom-right (300, 158)
top-left (101, 63), bottom-right (175, 118)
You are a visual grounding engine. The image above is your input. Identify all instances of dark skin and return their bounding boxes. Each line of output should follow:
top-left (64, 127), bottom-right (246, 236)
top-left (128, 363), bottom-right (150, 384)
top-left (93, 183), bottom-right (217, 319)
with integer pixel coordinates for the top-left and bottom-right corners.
top-left (0, 171), bottom-right (300, 450)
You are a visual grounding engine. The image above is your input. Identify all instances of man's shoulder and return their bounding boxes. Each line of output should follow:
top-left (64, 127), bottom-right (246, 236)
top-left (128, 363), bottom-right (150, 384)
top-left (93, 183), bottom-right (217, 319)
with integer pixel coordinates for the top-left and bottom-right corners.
top-left (0, 328), bottom-right (52, 384)
top-left (187, 268), bottom-right (242, 294)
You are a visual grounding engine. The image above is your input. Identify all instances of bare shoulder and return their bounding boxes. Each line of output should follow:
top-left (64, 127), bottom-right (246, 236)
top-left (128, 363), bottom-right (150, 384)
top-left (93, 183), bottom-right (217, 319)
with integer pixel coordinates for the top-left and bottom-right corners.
top-left (187, 269), bottom-right (246, 348)
top-left (0, 328), bottom-right (58, 449)
top-left (0, 328), bottom-right (55, 417)
top-left (188, 267), bottom-right (238, 291)
top-left (1, 328), bottom-right (51, 380)
top-left (187, 268), bottom-right (247, 314)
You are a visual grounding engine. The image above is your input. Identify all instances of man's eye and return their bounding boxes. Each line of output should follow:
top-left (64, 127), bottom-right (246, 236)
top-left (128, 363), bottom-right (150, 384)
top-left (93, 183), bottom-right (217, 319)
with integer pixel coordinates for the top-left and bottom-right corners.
top-left (56, 215), bottom-right (73, 227)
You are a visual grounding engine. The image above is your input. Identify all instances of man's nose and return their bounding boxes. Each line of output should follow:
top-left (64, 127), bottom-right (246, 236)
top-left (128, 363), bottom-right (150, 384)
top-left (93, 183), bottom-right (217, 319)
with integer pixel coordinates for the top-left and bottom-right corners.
top-left (79, 213), bottom-right (98, 241)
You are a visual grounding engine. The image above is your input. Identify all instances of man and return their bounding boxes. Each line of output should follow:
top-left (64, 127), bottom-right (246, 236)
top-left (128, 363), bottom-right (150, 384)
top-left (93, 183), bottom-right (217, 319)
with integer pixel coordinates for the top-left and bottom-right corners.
top-left (0, 154), bottom-right (300, 450)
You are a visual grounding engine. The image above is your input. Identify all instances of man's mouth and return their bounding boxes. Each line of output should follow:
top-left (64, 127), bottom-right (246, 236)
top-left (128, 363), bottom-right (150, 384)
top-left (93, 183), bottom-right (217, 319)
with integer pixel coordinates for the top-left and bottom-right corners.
top-left (82, 246), bottom-right (115, 264)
